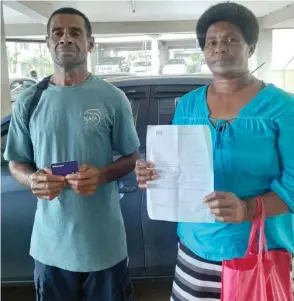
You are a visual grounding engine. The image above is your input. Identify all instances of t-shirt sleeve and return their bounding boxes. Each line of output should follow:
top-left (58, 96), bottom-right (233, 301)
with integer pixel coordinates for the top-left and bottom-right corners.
top-left (111, 91), bottom-right (140, 155)
top-left (270, 101), bottom-right (294, 213)
top-left (4, 94), bottom-right (35, 164)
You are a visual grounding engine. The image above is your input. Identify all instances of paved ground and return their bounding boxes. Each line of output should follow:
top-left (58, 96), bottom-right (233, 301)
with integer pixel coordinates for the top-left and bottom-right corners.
top-left (2, 280), bottom-right (173, 301)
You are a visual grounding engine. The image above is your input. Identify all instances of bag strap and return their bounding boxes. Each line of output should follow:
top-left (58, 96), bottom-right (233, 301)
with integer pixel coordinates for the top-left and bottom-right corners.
top-left (246, 196), bottom-right (268, 258)
top-left (28, 75), bottom-right (52, 122)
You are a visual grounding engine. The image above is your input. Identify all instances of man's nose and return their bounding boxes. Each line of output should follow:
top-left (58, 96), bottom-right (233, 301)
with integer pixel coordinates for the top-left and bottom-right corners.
top-left (59, 32), bottom-right (73, 45)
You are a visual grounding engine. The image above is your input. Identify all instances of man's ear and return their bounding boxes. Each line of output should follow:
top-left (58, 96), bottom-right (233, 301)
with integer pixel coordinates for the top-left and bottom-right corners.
top-left (45, 36), bottom-right (49, 49)
top-left (88, 37), bottom-right (95, 53)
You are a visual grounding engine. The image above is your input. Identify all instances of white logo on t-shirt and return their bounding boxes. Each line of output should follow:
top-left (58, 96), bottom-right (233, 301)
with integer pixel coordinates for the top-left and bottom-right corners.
top-left (83, 109), bottom-right (102, 126)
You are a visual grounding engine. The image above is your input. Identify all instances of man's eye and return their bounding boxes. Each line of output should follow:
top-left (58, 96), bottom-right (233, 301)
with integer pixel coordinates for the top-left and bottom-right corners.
top-left (71, 32), bottom-right (80, 37)
top-left (54, 31), bottom-right (63, 37)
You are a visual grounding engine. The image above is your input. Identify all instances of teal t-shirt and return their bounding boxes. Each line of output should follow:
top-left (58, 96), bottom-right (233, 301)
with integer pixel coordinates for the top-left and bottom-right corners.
top-left (173, 84), bottom-right (294, 262)
top-left (4, 75), bottom-right (140, 272)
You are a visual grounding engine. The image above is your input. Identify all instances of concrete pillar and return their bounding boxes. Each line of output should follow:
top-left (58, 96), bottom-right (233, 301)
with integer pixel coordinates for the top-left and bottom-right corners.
top-left (1, 2), bottom-right (12, 117)
top-left (151, 38), bottom-right (160, 75)
top-left (89, 44), bottom-right (98, 74)
top-left (255, 29), bottom-right (273, 83)
top-left (159, 42), bottom-right (169, 74)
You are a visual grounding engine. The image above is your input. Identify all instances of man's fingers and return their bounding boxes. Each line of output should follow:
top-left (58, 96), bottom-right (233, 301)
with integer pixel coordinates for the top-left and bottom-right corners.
top-left (79, 165), bottom-right (90, 173)
top-left (67, 178), bottom-right (96, 187)
top-left (43, 168), bottom-right (52, 175)
top-left (32, 181), bottom-right (64, 191)
top-left (34, 189), bottom-right (62, 200)
top-left (65, 170), bottom-right (94, 181)
top-left (33, 174), bottom-right (65, 183)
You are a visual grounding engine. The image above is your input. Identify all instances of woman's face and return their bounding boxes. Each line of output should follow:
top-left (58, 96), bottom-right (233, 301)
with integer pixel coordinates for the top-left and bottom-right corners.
top-left (204, 21), bottom-right (255, 78)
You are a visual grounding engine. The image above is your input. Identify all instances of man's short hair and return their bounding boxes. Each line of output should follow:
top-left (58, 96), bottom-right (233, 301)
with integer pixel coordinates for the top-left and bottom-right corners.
top-left (196, 2), bottom-right (259, 51)
top-left (47, 7), bottom-right (92, 37)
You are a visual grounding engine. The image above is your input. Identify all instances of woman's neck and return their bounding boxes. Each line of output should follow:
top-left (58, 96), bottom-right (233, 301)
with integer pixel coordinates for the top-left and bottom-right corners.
top-left (212, 73), bottom-right (255, 94)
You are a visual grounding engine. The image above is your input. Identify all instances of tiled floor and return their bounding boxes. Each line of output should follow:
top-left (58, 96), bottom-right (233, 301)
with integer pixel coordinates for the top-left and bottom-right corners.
top-left (2, 280), bottom-right (173, 301)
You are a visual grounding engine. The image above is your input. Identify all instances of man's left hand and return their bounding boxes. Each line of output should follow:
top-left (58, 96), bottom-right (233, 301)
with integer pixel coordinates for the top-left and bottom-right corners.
top-left (65, 165), bottom-right (105, 196)
top-left (203, 191), bottom-right (249, 223)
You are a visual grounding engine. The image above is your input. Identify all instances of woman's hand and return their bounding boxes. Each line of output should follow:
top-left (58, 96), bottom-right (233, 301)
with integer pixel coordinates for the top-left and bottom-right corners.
top-left (203, 191), bottom-right (249, 223)
top-left (135, 159), bottom-right (157, 189)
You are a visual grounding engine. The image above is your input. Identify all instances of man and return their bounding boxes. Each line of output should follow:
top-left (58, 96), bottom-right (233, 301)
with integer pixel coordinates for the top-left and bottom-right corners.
top-left (4, 7), bottom-right (139, 301)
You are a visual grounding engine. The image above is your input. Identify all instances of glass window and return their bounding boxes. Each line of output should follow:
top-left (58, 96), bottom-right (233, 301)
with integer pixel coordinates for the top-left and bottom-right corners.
top-left (129, 100), bottom-right (140, 127)
top-left (158, 98), bottom-right (176, 125)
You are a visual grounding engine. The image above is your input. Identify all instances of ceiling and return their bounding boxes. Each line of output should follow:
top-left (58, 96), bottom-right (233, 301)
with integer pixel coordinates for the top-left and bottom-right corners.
top-left (2, 0), bottom-right (294, 38)
top-left (3, 1), bottom-right (294, 24)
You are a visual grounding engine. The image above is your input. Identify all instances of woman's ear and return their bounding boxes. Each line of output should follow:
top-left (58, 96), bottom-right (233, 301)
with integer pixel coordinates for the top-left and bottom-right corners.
top-left (248, 44), bottom-right (256, 57)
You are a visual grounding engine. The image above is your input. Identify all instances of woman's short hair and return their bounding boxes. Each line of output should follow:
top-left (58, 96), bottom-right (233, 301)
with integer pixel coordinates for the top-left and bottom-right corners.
top-left (196, 2), bottom-right (259, 51)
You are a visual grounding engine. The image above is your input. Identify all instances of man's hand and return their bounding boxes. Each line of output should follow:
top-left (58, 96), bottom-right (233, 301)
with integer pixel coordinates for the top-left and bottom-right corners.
top-left (29, 168), bottom-right (65, 200)
top-left (203, 191), bottom-right (249, 223)
top-left (65, 165), bottom-right (105, 196)
top-left (135, 159), bottom-right (157, 189)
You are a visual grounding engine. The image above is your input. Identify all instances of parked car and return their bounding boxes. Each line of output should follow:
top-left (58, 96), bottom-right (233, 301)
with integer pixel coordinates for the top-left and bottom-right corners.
top-left (9, 77), bottom-right (38, 102)
top-left (1, 74), bottom-right (212, 284)
top-left (162, 59), bottom-right (188, 75)
top-left (95, 57), bottom-right (128, 74)
top-left (130, 61), bottom-right (152, 76)
top-left (96, 72), bottom-right (136, 80)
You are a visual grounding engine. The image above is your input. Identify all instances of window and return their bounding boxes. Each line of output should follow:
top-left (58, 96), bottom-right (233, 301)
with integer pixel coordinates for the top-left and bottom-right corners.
top-left (10, 79), bottom-right (36, 92)
top-left (158, 98), bottom-right (176, 125)
top-left (129, 100), bottom-right (140, 127)
top-left (1, 123), bottom-right (9, 166)
top-left (152, 85), bottom-right (200, 125)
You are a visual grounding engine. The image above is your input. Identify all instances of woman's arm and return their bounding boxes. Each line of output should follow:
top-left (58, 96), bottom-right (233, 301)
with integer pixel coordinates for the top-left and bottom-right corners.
top-left (246, 192), bottom-right (290, 220)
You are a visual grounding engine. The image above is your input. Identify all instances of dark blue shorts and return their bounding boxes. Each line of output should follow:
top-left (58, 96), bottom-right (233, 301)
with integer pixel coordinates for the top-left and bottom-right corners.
top-left (34, 258), bottom-right (133, 301)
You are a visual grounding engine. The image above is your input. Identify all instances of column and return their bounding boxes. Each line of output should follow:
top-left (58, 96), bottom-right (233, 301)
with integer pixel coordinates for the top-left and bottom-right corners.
top-left (1, 2), bottom-right (12, 117)
top-left (159, 42), bottom-right (169, 74)
top-left (254, 29), bottom-right (273, 83)
top-left (151, 38), bottom-right (160, 75)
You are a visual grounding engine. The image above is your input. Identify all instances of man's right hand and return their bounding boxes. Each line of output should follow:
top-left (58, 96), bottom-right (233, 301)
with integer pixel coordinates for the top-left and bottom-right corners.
top-left (135, 159), bottom-right (157, 189)
top-left (28, 168), bottom-right (65, 200)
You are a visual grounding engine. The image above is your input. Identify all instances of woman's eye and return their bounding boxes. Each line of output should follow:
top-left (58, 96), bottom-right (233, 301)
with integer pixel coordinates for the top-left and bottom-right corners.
top-left (228, 38), bottom-right (238, 43)
top-left (207, 41), bottom-right (216, 47)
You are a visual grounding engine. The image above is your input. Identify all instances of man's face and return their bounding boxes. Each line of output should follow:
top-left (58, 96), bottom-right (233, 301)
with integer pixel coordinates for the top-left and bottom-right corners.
top-left (204, 22), bottom-right (254, 77)
top-left (46, 14), bottom-right (94, 70)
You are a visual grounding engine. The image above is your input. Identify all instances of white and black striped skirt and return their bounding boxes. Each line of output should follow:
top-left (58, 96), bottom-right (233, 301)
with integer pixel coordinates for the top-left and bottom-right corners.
top-left (171, 241), bottom-right (294, 301)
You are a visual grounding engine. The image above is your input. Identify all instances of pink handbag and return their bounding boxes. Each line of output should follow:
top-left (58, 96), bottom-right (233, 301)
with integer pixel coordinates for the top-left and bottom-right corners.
top-left (221, 197), bottom-right (293, 301)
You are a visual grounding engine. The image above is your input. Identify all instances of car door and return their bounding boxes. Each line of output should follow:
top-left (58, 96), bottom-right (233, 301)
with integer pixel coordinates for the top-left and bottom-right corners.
top-left (1, 117), bottom-right (37, 284)
top-left (142, 83), bottom-right (201, 277)
top-left (116, 85), bottom-right (150, 277)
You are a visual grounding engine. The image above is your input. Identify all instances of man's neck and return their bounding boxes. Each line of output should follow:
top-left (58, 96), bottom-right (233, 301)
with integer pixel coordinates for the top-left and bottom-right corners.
top-left (51, 65), bottom-right (90, 86)
top-left (212, 72), bottom-right (254, 94)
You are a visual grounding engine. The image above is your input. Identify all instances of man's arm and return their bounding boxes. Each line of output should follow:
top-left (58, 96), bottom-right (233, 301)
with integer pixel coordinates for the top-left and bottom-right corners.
top-left (9, 161), bottom-right (36, 188)
top-left (101, 150), bottom-right (140, 183)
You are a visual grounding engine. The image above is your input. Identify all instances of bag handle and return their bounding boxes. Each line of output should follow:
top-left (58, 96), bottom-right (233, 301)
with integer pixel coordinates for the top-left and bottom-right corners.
top-left (246, 196), bottom-right (268, 260)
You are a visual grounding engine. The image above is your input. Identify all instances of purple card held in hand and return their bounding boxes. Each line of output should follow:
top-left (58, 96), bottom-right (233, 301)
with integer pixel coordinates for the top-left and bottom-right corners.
top-left (51, 161), bottom-right (79, 176)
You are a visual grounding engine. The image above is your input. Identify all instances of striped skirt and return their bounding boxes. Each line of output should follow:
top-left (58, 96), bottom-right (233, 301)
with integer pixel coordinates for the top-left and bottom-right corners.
top-left (171, 242), bottom-right (294, 301)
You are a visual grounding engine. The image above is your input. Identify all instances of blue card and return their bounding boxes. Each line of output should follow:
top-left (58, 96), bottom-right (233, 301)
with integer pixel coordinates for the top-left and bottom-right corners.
top-left (51, 161), bottom-right (79, 176)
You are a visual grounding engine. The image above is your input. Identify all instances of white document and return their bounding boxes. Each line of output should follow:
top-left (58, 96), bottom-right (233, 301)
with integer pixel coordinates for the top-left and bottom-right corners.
top-left (146, 125), bottom-right (215, 223)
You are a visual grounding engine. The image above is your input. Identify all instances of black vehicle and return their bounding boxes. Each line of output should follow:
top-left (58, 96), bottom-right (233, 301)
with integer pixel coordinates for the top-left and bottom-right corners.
top-left (1, 74), bottom-right (212, 284)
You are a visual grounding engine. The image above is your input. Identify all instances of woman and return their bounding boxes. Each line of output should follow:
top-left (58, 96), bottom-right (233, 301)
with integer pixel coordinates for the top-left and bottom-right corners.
top-left (135, 2), bottom-right (294, 301)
